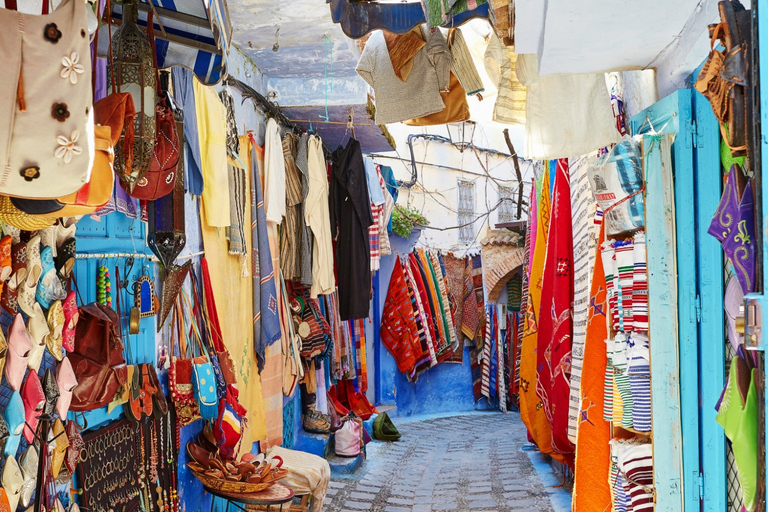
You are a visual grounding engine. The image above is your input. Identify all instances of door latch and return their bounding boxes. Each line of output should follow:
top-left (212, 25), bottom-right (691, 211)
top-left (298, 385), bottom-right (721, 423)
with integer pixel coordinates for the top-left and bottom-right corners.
top-left (742, 298), bottom-right (762, 349)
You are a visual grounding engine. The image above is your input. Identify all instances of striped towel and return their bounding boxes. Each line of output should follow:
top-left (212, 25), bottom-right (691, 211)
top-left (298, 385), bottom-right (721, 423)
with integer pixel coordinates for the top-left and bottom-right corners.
top-left (480, 306), bottom-right (492, 399)
top-left (614, 239), bottom-right (635, 332)
top-left (609, 443), bottom-right (631, 512)
top-left (603, 338), bottom-right (615, 423)
top-left (619, 443), bottom-right (654, 512)
top-left (628, 333), bottom-right (651, 432)
top-left (612, 333), bottom-right (634, 430)
top-left (600, 240), bottom-right (618, 330)
top-left (633, 231), bottom-right (648, 331)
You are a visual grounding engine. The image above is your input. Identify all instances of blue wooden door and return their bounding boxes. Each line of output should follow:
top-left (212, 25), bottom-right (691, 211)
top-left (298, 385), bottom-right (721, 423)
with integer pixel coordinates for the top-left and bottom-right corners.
top-left (73, 212), bottom-right (157, 429)
top-left (630, 86), bottom-right (725, 511)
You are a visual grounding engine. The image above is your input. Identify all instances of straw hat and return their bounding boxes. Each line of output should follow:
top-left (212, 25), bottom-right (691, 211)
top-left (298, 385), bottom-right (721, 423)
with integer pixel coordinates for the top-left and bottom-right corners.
top-left (0, 196), bottom-right (56, 231)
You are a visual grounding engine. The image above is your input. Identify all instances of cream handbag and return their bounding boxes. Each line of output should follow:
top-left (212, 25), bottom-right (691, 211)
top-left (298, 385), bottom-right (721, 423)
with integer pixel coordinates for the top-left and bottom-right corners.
top-left (0, 0), bottom-right (94, 199)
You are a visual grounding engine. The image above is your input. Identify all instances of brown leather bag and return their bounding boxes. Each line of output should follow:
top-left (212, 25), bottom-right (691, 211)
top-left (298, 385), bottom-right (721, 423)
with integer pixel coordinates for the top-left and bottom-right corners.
top-left (404, 72), bottom-right (470, 126)
top-left (68, 303), bottom-right (127, 411)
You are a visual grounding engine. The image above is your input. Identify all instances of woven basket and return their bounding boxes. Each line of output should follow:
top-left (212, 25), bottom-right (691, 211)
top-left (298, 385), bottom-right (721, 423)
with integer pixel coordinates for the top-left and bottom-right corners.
top-left (189, 469), bottom-right (276, 494)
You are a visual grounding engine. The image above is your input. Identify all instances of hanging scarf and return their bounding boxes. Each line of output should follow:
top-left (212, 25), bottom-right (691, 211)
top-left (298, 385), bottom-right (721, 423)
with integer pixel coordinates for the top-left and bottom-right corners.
top-left (380, 258), bottom-right (418, 374)
top-left (249, 139), bottom-right (282, 371)
top-left (403, 260), bottom-right (435, 377)
top-left (573, 222), bottom-right (611, 512)
top-left (519, 164), bottom-right (561, 463)
top-left (535, 159), bottom-right (575, 464)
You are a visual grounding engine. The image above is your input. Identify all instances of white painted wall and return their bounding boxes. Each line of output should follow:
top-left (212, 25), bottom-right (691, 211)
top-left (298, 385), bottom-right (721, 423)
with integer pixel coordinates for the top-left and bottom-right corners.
top-left (370, 122), bottom-right (534, 254)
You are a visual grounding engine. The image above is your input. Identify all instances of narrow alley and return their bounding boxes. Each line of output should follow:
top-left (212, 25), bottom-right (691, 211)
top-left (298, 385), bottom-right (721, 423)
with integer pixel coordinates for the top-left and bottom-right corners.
top-left (324, 413), bottom-right (569, 512)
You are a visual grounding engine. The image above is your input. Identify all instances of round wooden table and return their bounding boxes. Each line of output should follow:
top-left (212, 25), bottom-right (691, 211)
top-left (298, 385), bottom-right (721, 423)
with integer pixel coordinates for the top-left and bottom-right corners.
top-left (205, 482), bottom-right (295, 512)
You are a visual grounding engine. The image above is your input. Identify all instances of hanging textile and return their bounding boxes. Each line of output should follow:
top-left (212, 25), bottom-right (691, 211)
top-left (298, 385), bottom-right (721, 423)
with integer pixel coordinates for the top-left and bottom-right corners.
top-left (431, 251), bottom-right (458, 356)
top-left (402, 260), bottom-right (435, 378)
top-left (480, 306), bottom-right (492, 399)
top-left (567, 155), bottom-right (599, 443)
top-left (305, 135), bottom-right (335, 297)
top-left (200, 137), bottom-right (268, 452)
top-left (495, 307), bottom-right (506, 412)
top-left (470, 254), bottom-right (485, 345)
top-left (536, 158), bottom-right (575, 463)
top-left (171, 67), bottom-right (204, 195)
top-left (353, 319), bottom-right (368, 393)
top-left (380, 258), bottom-right (418, 374)
top-left (280, 133), bottom-right (308, 282)
top-left (461, 257), bottom-right (481, 340)
top-left (330, 139), bottom-right (373, 320)
top-left (226, 158), bottom-right (247, 257)
top-left (519, 164), bottom-right (562, 464)
top-left (194, 79), bottom-right (231, 228)
top-left (572, 221), bottom-right (611, 512)
top-left (407, 253), bottom-right (439, 368)
top-left (632, 231), bottom-right (648, 330)
top-left (248, 139), bottom-right (282, 368)
top-left (264, 118), bottom-right (286, 224)
top-left (444, 252), bottom-right (467, 363)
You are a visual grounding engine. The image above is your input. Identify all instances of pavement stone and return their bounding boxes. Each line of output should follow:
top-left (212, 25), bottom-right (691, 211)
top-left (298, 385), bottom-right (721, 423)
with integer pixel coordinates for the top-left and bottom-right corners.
top-left (322, 413), bottom-right (565, 512)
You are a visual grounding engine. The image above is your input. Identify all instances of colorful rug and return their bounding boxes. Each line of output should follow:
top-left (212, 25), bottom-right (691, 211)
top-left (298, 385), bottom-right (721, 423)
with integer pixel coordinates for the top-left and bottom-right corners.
top-left (536, 158), bottom-right (575, 463)
top-left (518, 163), bottom-right (561, 463)
top-left (444, 252), bottom-right (467, 363)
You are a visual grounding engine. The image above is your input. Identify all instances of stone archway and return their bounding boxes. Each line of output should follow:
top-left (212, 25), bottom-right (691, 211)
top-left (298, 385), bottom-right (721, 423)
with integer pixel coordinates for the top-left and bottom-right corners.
top-left (480, 231), bottom-right (526, 303)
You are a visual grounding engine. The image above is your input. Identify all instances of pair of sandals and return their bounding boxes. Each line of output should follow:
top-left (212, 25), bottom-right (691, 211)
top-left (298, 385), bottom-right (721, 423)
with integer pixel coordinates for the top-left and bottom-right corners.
top-left (125, 363), bottom-right (168, 422)
top-left (1, 451), bottom-right (73, 512)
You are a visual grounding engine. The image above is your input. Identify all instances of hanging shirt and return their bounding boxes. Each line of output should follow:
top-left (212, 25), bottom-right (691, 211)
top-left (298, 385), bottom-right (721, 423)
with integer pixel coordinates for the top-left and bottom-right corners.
top-left (264, 118), bottom-right (286, 224)
top-left (330, 139), bottom-right (373, 320)
top-left (193, 80), bottom-right (230, 227)
top-left (305, 135), bottom-right (335, 297)
top-left (172, 67), bottom-right (204, 195)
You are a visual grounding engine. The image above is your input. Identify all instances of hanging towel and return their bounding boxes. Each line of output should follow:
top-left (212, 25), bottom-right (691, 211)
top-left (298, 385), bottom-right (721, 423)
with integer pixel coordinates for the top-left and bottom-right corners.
top-left (264, 118), bottom-right (286, 224)
top-left (615, 239), bottom-right (635, 332)
top-left (632, 231), bottom-right (648, 331)
top-left (627, 333), bottom-right (651, 432)
top-left (448, 27), bottom-right (484, 96)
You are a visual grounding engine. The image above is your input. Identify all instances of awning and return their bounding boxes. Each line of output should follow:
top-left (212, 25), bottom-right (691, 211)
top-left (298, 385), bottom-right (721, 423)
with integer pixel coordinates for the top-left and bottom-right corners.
top-left (97, 0), bottom-right (231, 85)
top-left (328, 0), bottom-right (489, 39)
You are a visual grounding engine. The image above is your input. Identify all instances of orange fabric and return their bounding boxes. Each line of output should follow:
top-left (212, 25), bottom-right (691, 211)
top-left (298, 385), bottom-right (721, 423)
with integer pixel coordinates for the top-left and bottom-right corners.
top-left (519, 164), bottom-right (566, 464)
top-left (572, 223), bottom-right (612, 511)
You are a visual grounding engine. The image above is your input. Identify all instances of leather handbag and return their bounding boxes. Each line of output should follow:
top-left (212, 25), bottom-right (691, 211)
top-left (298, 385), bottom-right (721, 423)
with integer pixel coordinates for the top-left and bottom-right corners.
top-left (334, 418), bottom-right (362, 457)
top-left (694, 0), bottom-right (751, 156)
top-left (403, 72), bottom-right (470, 126)
top-left (124, 14), bottom-right (179, 200)
top-left (0, 0), bottom-right (94, 199)
top-left (68, 303), bottom-right (128, 411)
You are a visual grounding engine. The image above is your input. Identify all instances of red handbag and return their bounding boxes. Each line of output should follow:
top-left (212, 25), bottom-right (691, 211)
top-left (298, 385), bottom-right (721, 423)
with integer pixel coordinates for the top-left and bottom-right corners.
top-left (122, 11), bottom-right (179, 200)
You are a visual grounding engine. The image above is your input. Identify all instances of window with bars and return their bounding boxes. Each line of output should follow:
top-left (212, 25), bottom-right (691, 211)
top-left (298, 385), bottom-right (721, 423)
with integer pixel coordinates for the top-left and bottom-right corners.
top-left (457, 179), bottom-right (476, 244)
top-left (498, 185), bottom-right (516, 223)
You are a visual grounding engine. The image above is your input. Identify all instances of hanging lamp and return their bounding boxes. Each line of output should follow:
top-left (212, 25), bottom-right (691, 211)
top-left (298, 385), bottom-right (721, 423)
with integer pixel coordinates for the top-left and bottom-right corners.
top-left (108, 0), bottom-right (156, 190)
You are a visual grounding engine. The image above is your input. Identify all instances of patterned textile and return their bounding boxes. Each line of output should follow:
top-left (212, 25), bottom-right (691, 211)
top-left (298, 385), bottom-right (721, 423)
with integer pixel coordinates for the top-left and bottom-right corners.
top-left (600, 240), bottom-right (618, 330)
top-left (470, 347), bottom-right (483, 401)
top-left (535, 159), bottom-right (575, 463)
top-left (461, 257), bottom-right (481, 340)
top-left (327, 292), bottom-right (353, 380)
top-left (611, 333), bottom-right (633, 429)
top-left (409, 253), bottom-right (439, 366)
top-left (480, 306), bottom-right (492, 398)
top-left (370, 202), bottom-right (382, 271)
top-left (506, 273), bottom-right (522, 311)
top-left (448, 27), bottom-right (484, 96)
top-left (572, 222), bottom-right (611, 512)
top-left (432, 251), bottom-right (458, 354)
top-left (519, 164), bottom-right (561, 464)
top-left (249, 140), bottom-right (282, 371)
top-left (609, 442), bottom-right (632, 512)
top-left (528, 178), bottom-right (538, 267)
top-left (403, 259), bottom-right (434, 379)
top-left (615, 240), bottom-right (635, 332)
top-left (495, 308), bottom-right (506, 412)
top-left (380, 258), bottom-right (418, 374)
top-left (444, 253), bottom-right (467, 363)
top-left (377, 167), bottom-right (394, 256)
top-left (617, 443), bottom-right (654, 512)
top-left (471, 254), bottom-right (485, 345)
top-left (628, 333), bottom-right (651, 432)
top-left (226, 160), bottom-right (247, 256)
top-left (219, 89), bottom-right (240, 156)
top-left (280, 133), bottom-right (304, 281)
top-left (567, 155), bottom-right (597, 444)
top-left (632, 231), bottom-right (648, 330)
top-left (353, 319), bottom-right (368, 393)
top-left (305, 135), bottom-right (335, 297)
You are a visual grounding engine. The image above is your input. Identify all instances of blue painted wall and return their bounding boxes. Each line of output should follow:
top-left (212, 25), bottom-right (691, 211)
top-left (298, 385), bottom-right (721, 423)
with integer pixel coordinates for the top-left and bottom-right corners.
top-left (375, 231), bottom-right (492, 417)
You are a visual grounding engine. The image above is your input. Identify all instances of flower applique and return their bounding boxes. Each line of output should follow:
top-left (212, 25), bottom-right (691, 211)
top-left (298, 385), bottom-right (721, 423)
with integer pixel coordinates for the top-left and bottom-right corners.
top-left (19, 167), bottom-right (40, 182)
top-left (60, 53), bottom-right (84, 85)
top-left (44, 23), bottom-right (62, 43)
top-left (51, 103), bottom-right (70, 122)
top-left (55, 131), bottom-right (82, 164)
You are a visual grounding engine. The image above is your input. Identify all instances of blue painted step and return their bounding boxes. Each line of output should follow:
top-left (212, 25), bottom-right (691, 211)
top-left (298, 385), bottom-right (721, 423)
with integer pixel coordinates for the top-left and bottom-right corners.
top-left (327, 453), bottom-right (364, 478)
top-left (292, 429), bottom-right (331, 458)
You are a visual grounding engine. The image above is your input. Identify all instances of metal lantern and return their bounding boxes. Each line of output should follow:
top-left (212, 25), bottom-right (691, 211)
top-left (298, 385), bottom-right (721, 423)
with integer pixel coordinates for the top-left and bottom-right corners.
top-left (108, 0), bottom-right (156, 190)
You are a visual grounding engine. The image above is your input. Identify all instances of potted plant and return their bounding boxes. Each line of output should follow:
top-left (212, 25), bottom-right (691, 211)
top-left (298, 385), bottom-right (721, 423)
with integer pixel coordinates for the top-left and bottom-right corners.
top-left (391, 204), bottom-right (429, 239)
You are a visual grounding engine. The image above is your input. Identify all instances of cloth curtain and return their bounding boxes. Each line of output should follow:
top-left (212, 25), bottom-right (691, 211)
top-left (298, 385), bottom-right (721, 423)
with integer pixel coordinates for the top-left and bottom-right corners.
top-left (194, 79), bottom-right (230, 227)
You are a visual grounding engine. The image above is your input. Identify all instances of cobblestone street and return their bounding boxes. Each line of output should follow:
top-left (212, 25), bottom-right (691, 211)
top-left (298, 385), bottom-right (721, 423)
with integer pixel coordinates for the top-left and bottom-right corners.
top-left (323, 412), bottom-right (569, 512)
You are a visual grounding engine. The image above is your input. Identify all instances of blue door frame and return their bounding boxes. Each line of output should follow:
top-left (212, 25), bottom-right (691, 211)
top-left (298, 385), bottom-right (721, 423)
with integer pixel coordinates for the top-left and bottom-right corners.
top-left (630, 83), bottom-right (725, 511)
